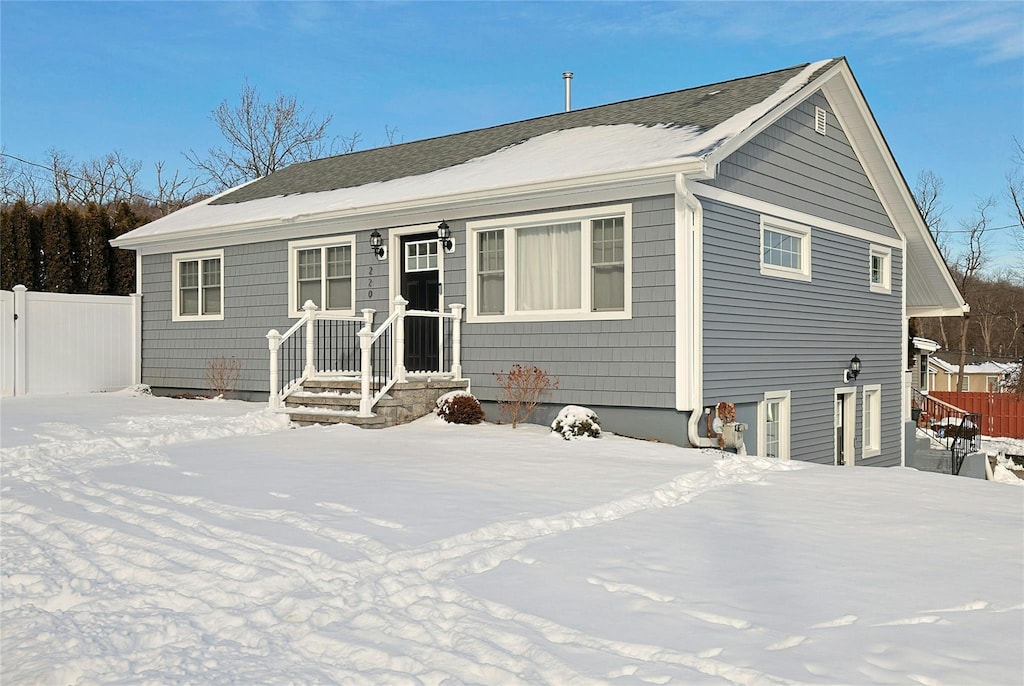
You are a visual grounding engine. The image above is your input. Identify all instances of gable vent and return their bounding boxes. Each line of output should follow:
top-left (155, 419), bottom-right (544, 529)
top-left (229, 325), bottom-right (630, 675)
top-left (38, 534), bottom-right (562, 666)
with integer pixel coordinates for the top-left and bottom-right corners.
top-left (814, 106), bottom-right (827, 135)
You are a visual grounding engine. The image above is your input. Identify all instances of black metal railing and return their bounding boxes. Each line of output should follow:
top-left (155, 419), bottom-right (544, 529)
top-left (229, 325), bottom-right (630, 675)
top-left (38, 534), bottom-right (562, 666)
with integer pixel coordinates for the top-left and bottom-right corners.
top-left (314, 318), bottom-right (363, 375)
top-left (277, 325), bottom-right (305, 397)
top-left (912, 389), bottom-right (983, 475)
top-left (370, 325), bottom-right (391, 391)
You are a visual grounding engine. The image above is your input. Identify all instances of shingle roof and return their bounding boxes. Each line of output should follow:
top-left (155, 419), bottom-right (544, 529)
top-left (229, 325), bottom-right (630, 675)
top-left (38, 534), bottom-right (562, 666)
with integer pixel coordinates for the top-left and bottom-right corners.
top-left (214, 60), bottom-right (838, 205)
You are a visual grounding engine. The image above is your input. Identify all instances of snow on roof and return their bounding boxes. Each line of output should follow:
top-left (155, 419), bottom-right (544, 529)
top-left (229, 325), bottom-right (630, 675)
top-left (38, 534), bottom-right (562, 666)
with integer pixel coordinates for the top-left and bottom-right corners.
top-left (115, 61), bottom-right (831, 246)
top-left (930, 358), bottom-right (1017, 375)
top-left (912, 337), bottom-right (941, 353)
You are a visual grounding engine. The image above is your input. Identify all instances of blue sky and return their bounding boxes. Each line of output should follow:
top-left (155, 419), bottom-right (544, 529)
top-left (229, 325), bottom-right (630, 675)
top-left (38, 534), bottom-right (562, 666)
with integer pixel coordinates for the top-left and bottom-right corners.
top-left (2, 1), bottom-right (1021, 267)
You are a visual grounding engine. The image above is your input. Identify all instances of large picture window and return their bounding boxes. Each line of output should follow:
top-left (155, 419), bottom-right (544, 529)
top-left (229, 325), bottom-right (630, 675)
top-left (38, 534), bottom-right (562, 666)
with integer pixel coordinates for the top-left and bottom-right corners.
top-left (288, 236), bottom-right (356, 317)
top-left (467, 205), bottom-right (631, 322)
top-left (172, 250), bottom-right (223, 322)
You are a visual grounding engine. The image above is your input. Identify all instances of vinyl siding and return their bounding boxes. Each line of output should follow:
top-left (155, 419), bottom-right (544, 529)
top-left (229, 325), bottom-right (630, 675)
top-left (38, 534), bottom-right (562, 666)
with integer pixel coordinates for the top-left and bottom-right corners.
top-left (459, 195), bottom-right (678, 409)
top-left (707, 91), bottom-right (898, 240)
top-left (701, 198), bottom-right (904, 466)
top-left (141, 230), bottom-right (393, 394)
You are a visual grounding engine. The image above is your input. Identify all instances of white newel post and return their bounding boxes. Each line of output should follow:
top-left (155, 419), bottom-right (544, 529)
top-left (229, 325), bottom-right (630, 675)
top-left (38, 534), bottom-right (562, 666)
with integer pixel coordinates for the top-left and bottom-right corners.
top-left (13, 285), bottom-right (27, 396)
top-left (266, 329), bottom-right (282, 409)
top-left (302, 300), bottom-right (318, 378)
top-left (393, 296), bottom-right (408, 384)
top-left (450, 304), bottom-right (464, 379)
top-left (362, 308), bottom-right (376, 328)
top-left (358, 326), bottom-right (373, 417)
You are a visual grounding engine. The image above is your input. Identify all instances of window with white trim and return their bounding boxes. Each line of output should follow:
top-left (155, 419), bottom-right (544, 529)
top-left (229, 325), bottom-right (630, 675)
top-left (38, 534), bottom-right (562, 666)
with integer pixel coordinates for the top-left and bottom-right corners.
top-left (862, 384), bottom-right (881, 457)
top-left (288, 236), bottom-right (356, 317)
top-left (986, 375), bottom-right (1000, 392)
top-left (760, 217), bottom-right (811, 281)
top-left (467, 205), bottom-right (631, 322)
top-left (759, 390), bottom-right (791, 460)
top-left (172, 250), bottom-right (223, 321)
top-left (869, 245), bottom-right (891, 293)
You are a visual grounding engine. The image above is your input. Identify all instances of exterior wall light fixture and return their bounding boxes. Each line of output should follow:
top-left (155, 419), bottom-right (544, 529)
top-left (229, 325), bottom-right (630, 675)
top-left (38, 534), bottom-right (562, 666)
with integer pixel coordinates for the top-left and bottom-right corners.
top-left (437, 220), bottom-right (454, 254)
top-left (369, 229), bottom-right (387, 260)
top-left (844, 355), bottom-right (862, 383)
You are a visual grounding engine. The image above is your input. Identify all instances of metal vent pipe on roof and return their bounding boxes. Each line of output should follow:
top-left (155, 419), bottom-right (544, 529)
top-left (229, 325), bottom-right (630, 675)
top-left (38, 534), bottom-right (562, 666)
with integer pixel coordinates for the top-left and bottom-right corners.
top-left (563, 71), bottom-right (573, 112)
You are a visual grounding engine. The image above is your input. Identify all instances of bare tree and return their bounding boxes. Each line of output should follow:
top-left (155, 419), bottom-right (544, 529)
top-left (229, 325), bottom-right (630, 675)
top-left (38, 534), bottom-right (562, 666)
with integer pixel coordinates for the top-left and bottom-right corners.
top-left (913, 170), bottom-right (952, 348)
top-left (152, 161), bottom-right (204, 216)
top-left (72, 150), bottom-right (142, 206)
top-left (1008, 137), bottom-right (1024, 258)
top-left (0, 148), bottom-right (46, 207)
top-left (184, 79), bottom-right (353, 192)
top-left (914, 170), bottom-right (949, 259)
top-left (953, 198), bottom-right (995, 391)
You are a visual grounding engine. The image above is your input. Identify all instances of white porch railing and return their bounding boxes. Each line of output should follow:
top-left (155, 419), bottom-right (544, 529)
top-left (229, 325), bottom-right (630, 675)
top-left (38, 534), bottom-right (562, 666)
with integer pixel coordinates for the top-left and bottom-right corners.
top-left (266, 296), bottom-right (464, 417)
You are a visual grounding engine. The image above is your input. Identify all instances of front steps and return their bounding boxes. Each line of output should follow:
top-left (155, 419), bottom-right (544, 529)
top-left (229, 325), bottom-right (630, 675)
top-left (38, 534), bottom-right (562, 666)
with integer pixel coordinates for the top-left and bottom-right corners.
top-left (283, 378), bottom-right (470, 428)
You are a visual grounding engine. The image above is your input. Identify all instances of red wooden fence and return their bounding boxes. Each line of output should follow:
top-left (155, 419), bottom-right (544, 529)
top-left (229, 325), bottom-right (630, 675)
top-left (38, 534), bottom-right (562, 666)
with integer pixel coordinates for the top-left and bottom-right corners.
top-left (930, 392), bottom-right (1024, 439)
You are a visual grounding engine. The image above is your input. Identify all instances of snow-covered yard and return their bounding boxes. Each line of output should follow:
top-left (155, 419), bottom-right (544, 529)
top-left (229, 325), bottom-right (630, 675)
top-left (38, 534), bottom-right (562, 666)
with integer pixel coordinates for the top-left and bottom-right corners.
top-left (2, 390), bottom-right (1022, 685)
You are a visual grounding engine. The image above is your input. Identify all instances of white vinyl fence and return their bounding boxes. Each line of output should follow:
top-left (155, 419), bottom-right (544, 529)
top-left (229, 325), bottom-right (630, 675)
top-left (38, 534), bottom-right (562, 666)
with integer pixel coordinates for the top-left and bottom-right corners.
top-left (1, 286), bottom-right (141, 397)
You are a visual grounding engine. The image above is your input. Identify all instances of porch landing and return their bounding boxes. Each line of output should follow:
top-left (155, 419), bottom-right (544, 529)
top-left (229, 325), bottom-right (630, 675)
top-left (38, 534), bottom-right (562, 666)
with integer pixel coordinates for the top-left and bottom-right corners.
top-left (282, 378), bottom-right (469, 428)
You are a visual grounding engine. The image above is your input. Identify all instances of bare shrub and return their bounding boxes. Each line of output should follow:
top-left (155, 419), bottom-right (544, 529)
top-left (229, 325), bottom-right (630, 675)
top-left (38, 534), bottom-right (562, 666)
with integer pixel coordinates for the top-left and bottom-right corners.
top-left (493, 364), bottom-right (558, 428)
top-left (206, 356), bottom-right (242, 397)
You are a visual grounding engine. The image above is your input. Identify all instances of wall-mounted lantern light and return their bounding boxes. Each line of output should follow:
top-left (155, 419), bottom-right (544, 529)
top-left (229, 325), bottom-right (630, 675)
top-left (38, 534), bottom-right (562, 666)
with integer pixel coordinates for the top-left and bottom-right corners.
top-left (369, 229), bottom-right (387, 260)
top-left (437, 220), bottom-right (454, 254)
top-left (844, 355), bottom-right (862, 383)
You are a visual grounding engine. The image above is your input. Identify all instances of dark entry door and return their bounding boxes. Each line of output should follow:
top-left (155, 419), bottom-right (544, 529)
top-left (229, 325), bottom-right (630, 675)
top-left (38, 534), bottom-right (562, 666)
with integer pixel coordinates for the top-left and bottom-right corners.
top-left (400, 233), bottom-right (440, 372)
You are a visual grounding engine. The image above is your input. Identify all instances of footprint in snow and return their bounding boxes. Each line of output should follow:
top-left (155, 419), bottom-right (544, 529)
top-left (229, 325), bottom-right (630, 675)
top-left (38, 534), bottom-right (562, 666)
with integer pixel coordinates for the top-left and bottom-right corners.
top-left (269, 492), bottom-right (292, 499)
top-left (181, 471), bottom-right (202, 477)
top-left (810, 614), bottom-right (858, 629)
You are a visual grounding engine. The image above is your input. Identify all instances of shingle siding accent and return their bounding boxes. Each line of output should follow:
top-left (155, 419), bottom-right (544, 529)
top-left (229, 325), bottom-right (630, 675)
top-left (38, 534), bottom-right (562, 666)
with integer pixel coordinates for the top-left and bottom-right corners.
top-left (702, 198), bottom-right (904, 466)
top-left (141, 231), bottom-right (392, 395)
top-left (460, 195), bottom-right (677, 409)
top-left (708, 91), bottom-right (898, 240)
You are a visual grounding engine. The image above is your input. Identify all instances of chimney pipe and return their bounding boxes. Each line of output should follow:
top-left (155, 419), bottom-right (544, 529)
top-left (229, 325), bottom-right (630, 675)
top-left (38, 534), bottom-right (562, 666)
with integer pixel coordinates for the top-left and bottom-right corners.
top-left (562, 71), bottom-right (573, 112)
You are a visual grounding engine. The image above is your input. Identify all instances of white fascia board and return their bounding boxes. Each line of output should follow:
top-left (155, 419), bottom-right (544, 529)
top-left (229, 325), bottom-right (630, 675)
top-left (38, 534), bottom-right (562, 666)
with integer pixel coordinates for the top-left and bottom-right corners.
top-left (819, 67), bottom-right (967, 315)
top-left (908, 304), bottom-right (970, 318)
top-left (689, 182), bottom-right (903, 249)
top-left (112, 160), bottom-right (706, 255)
top-left (702, 60), bottom-right (844, 171)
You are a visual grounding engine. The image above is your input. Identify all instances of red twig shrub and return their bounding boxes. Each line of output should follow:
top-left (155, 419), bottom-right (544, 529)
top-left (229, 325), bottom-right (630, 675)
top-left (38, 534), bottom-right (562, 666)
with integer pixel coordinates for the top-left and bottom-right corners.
top-left (492, 364), bottom-right (559, 428)
top-left (205, 356), bottom-right (242, 397)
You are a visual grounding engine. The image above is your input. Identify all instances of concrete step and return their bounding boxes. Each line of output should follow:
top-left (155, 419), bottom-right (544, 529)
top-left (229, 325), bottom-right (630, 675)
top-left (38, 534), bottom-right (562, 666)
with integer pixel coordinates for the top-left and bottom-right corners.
top-left (282, 377), bottom-right (470, 429)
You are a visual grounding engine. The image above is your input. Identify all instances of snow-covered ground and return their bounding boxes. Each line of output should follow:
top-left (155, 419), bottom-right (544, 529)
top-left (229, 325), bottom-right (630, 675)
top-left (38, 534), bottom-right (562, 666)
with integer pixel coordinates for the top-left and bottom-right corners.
top-left (2, 391), bottom-right (1022, 685)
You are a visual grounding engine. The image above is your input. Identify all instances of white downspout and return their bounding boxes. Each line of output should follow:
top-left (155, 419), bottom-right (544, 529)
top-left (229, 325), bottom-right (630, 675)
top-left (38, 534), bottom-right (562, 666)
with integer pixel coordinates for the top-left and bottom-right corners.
top-left (675, 173), bottom-right (717, 448)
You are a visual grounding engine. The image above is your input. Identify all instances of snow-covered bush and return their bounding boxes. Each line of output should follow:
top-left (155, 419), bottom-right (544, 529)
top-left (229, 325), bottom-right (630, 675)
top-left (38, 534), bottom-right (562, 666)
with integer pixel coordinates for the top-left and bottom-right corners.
top-left (551, 405), bottom-right (601, 440)
top-left (435, 390), bottom-right (484, 425)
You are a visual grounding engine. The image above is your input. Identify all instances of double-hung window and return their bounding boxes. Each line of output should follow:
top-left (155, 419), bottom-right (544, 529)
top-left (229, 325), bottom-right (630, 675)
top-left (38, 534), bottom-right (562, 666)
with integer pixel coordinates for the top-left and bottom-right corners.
top-left (760, 217), bottom-right (811, 281)
top-left (172, 250), bottom-right (223, 321)
top-left (289, 236), bottom-right (355, 317)
top-left (862, 385), bottom-right (881, 457)
top-left (467, 205), bottom-right (631, 322)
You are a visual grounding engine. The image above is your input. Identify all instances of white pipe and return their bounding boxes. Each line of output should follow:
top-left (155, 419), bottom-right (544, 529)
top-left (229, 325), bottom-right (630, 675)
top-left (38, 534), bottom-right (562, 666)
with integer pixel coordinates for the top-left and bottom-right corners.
top-left (562, 72), bottom-right (573, 112)
top-left (675, 173), bottom-right (716, 450)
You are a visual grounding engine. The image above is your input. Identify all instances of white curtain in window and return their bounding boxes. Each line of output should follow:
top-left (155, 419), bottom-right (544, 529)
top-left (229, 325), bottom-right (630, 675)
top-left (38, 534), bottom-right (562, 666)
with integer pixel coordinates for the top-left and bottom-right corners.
top-left (516, 223), bottom-right (580, 311)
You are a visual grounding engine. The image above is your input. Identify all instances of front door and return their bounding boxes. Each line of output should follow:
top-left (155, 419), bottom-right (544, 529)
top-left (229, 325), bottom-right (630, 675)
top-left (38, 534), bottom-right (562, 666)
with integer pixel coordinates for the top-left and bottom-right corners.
top-left (400, 234), bottom-right (440, 373)
top-left (834, 390), bottom-right (855, 466)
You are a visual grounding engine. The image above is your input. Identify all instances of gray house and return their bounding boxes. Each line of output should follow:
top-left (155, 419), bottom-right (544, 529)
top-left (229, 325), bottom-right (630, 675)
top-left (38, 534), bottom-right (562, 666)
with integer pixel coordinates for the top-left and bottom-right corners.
top-left (112, 58), bottom-right (966, 467)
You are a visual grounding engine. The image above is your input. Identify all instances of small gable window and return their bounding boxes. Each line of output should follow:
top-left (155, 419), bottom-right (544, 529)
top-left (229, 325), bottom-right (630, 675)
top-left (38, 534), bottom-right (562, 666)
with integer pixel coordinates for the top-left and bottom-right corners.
top-left (869, 245), bottom-right (891, 294)
top-left (172, 250), bottom-right (223, 322)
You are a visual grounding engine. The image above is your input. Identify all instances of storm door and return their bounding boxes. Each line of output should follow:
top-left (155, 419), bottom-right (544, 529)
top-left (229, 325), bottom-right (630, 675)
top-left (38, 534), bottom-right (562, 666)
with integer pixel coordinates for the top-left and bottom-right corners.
top-left (400, 234), bottom-right (440, 373)
top-left (834, 389), bottom-right (856, 467)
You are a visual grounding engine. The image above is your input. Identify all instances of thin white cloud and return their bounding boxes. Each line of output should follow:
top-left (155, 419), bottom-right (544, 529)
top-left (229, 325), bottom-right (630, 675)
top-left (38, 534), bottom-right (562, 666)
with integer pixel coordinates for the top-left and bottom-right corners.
top-left (575, 1), bottom-right (1023, 64)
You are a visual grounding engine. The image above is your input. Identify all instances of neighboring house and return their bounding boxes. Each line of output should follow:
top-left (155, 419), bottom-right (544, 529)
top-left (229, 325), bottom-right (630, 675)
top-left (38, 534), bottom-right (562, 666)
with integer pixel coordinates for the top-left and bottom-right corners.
top-left (910, 337), bottom-right (941, 393)
top-left (112, 58), bottom-right (967, 467)
top-left (928, 357), bottom-right (1018, 393)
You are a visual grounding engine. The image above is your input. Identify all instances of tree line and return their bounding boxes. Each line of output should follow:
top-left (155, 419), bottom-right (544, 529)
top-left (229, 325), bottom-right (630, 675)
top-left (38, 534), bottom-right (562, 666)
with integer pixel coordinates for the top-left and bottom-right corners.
top-left (0, 200), bottom-right (145, 294)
